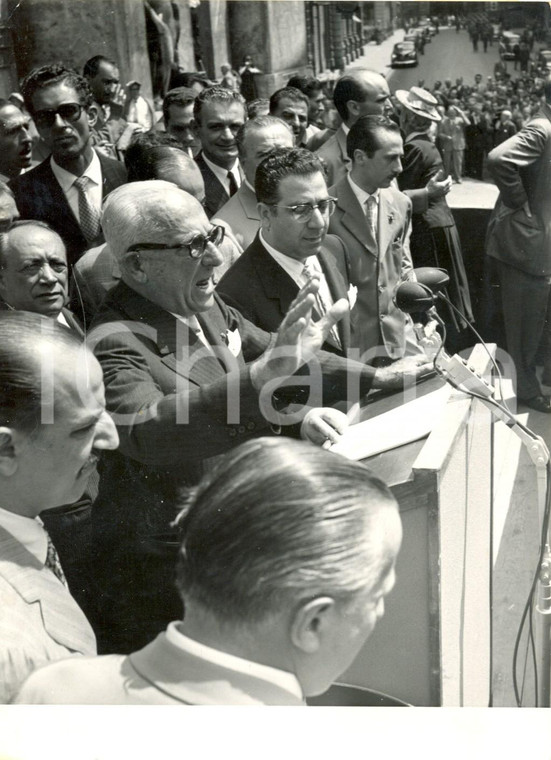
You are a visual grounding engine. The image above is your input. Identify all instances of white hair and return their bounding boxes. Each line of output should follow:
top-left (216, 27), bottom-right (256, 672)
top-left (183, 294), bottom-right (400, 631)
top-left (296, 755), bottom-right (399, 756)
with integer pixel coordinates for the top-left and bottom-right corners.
top-left (101, 180), bottom-right (201, 262)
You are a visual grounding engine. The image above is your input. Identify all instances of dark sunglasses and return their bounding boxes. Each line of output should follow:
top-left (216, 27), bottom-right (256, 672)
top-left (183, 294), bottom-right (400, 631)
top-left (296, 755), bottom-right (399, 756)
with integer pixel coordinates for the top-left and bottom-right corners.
top-left (126, 225), bottom-right (225, 260)
top-left (33, 102), bottom-right (84, 129)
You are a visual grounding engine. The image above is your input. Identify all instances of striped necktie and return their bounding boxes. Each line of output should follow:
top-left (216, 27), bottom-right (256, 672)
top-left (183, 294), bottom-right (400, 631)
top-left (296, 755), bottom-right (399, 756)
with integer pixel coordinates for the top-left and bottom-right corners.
top-left (73, 175), bottom-right (101, 242)
top-left (365, 195), bottom-right (378, 247)
top-left (44, 531), bottom-right (68, 587)
top-left (303, 260), bottom-right (341, 350)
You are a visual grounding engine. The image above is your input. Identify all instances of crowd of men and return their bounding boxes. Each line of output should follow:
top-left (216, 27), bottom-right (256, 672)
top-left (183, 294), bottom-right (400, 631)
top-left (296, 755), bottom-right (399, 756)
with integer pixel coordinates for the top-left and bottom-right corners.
top-left (0, 42), bottom-right (549, 704)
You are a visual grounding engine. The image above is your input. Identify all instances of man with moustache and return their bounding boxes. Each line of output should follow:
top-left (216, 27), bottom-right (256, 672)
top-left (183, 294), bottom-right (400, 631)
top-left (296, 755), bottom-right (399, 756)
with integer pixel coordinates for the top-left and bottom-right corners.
top-left (0, 311), bottom-right (119, 702)
top-left (269, 87), bottom-right (309, 148)
top-left (10, 64), bottom-right (127, 269)
top-left (193, 86), bottom-right (246, 218)
top-left (161, 87), bottom-right (201, 157)
top-left (0, 100), bottom-right (33, 183)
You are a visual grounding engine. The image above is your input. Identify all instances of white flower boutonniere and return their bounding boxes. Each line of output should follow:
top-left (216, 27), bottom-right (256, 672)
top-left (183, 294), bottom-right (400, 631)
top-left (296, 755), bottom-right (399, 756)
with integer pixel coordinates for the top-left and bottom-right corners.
top-left (222, 328), bottom-right (242, 357)
top-left (347, 284), bottom-right (358, 309)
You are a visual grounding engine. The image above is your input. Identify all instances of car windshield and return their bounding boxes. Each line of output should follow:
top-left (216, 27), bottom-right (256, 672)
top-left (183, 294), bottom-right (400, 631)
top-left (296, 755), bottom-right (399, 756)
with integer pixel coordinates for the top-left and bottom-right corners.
top-left (396, 43), bottom-right (415, 50)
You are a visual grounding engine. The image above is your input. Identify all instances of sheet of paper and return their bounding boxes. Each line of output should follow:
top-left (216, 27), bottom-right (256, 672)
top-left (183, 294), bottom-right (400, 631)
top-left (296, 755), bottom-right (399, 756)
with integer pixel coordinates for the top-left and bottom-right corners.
top-left (330, 385), bottom-right (452, 461)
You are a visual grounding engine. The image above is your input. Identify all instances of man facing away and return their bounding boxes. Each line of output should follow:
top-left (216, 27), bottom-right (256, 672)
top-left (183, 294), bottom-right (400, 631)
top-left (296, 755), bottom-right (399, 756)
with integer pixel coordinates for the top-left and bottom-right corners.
top-left (214, 115), bottom-right (294, 250)
top-left (16, 436), bottom-right (401, 705)
top-left (0, 311), bottom-right (119, 702)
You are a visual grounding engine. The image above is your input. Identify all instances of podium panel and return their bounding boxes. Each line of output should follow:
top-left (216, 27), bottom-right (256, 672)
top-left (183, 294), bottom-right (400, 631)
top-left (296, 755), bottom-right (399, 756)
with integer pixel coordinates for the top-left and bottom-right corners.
top-left (340, 345), bottom-right (494, 706)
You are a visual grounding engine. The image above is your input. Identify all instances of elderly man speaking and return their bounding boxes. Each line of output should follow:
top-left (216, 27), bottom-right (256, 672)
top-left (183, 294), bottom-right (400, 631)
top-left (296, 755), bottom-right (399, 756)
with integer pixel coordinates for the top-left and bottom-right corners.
top-left (87, 179), bottom-right (429, 655)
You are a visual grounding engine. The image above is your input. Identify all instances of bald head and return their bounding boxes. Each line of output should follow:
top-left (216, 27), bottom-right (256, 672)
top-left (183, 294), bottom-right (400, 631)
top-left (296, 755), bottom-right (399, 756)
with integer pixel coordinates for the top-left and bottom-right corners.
top-left (333, 69), bottom-right (392, 125)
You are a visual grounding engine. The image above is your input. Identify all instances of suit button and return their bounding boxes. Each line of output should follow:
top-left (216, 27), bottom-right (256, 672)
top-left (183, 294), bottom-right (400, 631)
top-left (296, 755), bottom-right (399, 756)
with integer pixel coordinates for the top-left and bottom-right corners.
top-left (246, 421), bottom-right (255, 431)
top-left (229, 428), bottom-right (237, 437)
top-left (237, 425), bottom-right (246, 434)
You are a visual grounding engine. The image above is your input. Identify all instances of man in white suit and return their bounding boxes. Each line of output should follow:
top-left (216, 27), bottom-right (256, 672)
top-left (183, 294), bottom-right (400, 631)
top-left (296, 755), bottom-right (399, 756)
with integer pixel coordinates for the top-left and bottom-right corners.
top-left (16, 437), bottom-right (402, 704)
top-left (0, 311), bottom-right (119, 702)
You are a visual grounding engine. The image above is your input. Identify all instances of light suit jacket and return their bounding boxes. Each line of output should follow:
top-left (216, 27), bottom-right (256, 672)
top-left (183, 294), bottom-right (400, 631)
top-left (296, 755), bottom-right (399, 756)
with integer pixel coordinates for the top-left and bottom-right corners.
top-left (214, 182), bottom-right (260, 251)
top-left (15, 628), bottom-right (305, 705)
top-left (0, 525), bottom-right (96, 703)
top-left (328, 177), bottom-right (420, 361)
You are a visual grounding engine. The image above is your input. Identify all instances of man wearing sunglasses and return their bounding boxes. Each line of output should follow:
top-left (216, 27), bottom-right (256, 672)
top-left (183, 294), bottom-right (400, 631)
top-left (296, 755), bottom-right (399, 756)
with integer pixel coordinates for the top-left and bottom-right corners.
top-left (9, 64), bottom-right (127, 270)
top-left (86, 179), bottom-right (430, 655)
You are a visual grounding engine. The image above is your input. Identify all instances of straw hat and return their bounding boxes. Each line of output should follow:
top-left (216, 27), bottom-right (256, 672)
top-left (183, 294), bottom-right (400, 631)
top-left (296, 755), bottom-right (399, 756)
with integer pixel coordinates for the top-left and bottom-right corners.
top-left (395, 86), bottom-right (441, 122)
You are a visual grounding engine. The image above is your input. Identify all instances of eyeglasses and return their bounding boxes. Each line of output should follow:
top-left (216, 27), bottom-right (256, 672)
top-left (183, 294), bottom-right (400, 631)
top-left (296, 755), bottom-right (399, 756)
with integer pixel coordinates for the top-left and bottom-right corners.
top-left (126, 225), bottom-right (225, 260)
top-left (268, 197), bottom-right (337, 223)
top-left (33, 103), bottom-right (84, 129)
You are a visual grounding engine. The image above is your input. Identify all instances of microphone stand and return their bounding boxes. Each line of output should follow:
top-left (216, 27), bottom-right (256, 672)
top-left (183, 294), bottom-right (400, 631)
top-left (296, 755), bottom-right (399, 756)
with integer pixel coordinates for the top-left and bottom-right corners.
top-left (434, 345), bottom-right (551, 707)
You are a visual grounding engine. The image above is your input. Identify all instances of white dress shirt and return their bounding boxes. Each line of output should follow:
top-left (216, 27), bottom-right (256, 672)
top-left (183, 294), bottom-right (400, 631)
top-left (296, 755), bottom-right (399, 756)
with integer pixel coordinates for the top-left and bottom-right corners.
top-left (167, 621), bottom-right (303, 700)
top-left (259, 230), bottom-right (335, 308)
top-left (202, 153), bottom-right (241, 195)
top-left (50, 150), bottom-right (103, 225)
top-left (170, 312), bottom-right (213, 353)
top-left (0, 507), bottom-right (48, 564)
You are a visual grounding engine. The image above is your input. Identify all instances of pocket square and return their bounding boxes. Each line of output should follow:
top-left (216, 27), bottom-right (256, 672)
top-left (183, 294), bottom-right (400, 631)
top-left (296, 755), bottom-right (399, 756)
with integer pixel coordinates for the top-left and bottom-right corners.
top-left (223, 328), bottom-right (242, 357)
top-left (347, 284), bottom-right (358, 309)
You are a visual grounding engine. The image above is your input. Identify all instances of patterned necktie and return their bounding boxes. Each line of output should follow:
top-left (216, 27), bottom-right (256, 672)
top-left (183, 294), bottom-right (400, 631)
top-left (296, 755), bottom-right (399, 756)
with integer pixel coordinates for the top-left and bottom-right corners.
top-left (227, 170), bottom-right (238, 197)
top-left (73, 175), bottom-right (101, 242)
top-left (44, 530), bottom-right (68, 587)
top-left (303, 260), bottom-right (341, 350)
top-left (365, 195), bottom-right (378, 247)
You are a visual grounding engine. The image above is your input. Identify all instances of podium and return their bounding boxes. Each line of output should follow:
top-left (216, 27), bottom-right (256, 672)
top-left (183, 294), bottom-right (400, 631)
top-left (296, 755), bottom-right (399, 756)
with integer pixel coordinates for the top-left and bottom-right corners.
top-left (340, 344), bottom-right (495, 706)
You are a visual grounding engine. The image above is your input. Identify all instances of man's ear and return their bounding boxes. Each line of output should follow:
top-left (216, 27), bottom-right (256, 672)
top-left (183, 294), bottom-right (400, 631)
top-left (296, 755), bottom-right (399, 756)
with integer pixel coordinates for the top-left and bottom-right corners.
top-left (0, 427), bottom-right (19, 476)
top-left (347, 99), bottom-right (361, 120)
top-left (122, 252), bottom-right (148, 284)
top-left (257, 202), bottom-right (272, 230)
top-left (290, 596), bottom-right (335, 654)
top-left (87, 104), bottom-right (98, 129)
top-left (353, 147), bottom-right (367, 165)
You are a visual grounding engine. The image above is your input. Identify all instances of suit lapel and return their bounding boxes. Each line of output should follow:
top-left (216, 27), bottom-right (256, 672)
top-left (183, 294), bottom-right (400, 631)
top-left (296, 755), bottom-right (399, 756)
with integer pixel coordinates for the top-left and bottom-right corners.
top-left (0, 526), bottom-right (96, 653)
top-left (252, 239), bottom-right (299, 318)
top-left (378, 190), bottom-right (398, 260)
top-left (40, 163), bottom-right (83, 241)
top-left (336, 179), bottom-right (378, 258)
top-left (109, 283), bottom-right (229, 386)
top-left (239, 183), bottom-right (260, 221)
top-left (318, 245), bottom-right (350, 351)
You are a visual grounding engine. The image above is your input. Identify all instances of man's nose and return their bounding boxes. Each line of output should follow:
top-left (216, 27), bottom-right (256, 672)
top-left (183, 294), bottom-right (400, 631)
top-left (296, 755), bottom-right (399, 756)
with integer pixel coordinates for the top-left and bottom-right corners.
top-left (94, 410), bottom-right (119, 451)
top-left (307, 206), bottom-right (326, 229)
top-left (39, 263), bottom-right (59, 283)
top-left (203, 241), bottom-right (225, 267)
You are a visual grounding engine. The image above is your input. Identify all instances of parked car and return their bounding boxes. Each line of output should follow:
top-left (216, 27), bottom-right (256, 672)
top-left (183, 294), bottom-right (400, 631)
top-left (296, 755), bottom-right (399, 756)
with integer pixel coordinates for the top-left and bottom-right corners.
top-left (418, 18), bottom-right (436, 37)
top-left (499, 31), bottom-right (520, 60)
top-left (537, 49), bottom-right (551, 71)
top-left (390, 41), bottom-right (418, 68)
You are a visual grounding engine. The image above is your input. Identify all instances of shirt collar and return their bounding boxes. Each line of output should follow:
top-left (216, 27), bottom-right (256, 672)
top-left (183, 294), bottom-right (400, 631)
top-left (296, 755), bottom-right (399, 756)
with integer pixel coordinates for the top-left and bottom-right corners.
top-left (202, 153), bottom-right (240, 185)
top-left (0, 507), bottom-right (48, 564)
top-left (166, 621), bottom-right (303, 700)
top-left (341, 123), bottom-right (350, 136)
top-left (50, 149), bottom-right (102, 191)
top-left (347, 174), bottom-right (380, 208)
top-left (259, 229), bottom-right (310, 282)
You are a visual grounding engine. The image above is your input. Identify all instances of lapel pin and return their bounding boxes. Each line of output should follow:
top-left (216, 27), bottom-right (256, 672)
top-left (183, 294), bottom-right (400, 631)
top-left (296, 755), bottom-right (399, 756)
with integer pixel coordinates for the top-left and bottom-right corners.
top-left (387, 212), bottom-right (395, 225)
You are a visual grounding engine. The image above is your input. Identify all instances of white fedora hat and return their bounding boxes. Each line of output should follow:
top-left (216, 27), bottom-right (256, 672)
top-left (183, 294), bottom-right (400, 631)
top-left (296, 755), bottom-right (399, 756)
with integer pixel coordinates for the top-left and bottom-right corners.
top-left (395, 86), bottom-right (441, 121)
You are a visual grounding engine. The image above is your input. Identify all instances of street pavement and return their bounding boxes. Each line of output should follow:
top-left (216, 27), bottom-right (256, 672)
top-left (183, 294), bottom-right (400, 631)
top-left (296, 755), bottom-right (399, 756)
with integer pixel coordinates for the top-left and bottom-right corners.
top-left (347, 26), bottom-right (500, 209)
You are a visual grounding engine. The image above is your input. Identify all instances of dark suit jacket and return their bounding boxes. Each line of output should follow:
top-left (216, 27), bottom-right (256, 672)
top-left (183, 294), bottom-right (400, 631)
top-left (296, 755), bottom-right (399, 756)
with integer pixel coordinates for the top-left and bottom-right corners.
top-left (195, 152), bottom-right (243, 219)
top-left (89, 281), bottom-right (376, 653)
top-left (10, 151), bottom-right (127, 269)
top-left (217, 233), bottom-right (351, 356)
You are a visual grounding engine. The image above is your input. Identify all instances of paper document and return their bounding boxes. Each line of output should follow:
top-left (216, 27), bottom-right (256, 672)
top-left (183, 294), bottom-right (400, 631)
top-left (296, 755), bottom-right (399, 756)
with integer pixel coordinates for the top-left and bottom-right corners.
top-left (330, 385), bottom-right (451, 461)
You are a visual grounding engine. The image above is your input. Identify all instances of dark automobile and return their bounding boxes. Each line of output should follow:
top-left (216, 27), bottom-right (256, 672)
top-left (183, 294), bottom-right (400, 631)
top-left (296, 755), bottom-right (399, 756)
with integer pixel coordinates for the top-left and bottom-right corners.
top-left (391, 41), bottom-right (419, 68)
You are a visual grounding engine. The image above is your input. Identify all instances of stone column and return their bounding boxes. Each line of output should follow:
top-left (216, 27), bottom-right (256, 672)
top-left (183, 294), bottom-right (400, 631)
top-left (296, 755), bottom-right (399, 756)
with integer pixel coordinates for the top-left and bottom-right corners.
top-left (8, 0), bottom-right (153, 100)
top-left (196, 0), bottom-right (230, 80)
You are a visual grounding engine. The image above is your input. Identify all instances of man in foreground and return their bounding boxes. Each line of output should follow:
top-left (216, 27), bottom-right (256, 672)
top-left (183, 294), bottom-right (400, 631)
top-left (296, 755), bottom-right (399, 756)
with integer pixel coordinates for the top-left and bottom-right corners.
top-left (0, 311), bottom-right (119, 702)
top-left (16, 437), bottom-right (401, 704)
top-left (87, 180), bottom-right (429, 654)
